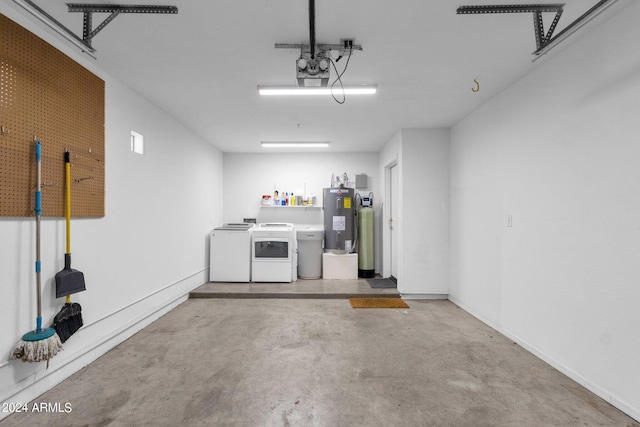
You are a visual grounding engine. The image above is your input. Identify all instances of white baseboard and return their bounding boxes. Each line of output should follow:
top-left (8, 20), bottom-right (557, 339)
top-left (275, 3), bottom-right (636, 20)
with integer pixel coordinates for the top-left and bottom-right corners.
top-left (447, 295), bottom-right (640, 423)
top-left (0, 269), bottom-right (207, 421)
top-left (401, 293), bottom-right (449, 300)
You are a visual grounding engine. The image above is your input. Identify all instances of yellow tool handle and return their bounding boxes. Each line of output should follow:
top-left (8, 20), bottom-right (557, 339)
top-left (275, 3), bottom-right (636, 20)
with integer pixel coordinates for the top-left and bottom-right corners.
top-left (65, 154), bottom-right (71, 254)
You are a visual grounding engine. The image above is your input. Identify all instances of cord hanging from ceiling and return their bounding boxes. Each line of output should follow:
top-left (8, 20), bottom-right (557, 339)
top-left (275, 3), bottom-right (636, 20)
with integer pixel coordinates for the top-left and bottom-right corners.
top-left (329, 43), bottom-right (354, 104)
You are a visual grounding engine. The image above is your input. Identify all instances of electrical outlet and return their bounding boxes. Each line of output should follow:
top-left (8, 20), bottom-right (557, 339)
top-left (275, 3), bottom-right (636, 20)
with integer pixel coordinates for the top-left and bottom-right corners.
top-left (340, 38), bottom-right (355, 48)
top-left (507, 215), bottom-right (513, 227)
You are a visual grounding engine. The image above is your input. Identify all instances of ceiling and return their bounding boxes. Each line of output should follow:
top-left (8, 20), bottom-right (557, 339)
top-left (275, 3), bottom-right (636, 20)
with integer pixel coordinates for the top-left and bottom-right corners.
top-left (16, 1), bottom-right (620, 152)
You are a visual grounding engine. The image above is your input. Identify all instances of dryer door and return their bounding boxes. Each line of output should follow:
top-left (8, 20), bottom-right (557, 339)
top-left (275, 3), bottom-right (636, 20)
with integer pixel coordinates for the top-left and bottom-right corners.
top-left (253, 237), bottom-right (290, 260)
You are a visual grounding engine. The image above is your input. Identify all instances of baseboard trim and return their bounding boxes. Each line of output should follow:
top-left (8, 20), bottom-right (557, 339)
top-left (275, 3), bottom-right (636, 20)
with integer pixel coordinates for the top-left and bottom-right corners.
top-left (400, 293), bottom-right (449, 300)
top-left (0, 269), bottom-right (207, 420)
top-left (447, 295), bottom-right (640, 423)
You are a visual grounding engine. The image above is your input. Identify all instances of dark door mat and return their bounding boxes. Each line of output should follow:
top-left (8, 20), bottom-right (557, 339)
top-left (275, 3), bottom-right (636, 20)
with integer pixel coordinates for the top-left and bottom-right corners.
top-left (366, 278), bottom-right (397, 289)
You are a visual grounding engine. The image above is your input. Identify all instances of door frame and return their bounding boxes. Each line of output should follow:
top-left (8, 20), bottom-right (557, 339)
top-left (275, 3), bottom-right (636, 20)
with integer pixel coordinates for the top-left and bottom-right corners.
top-left (383, 158), bottom-right (399, 282)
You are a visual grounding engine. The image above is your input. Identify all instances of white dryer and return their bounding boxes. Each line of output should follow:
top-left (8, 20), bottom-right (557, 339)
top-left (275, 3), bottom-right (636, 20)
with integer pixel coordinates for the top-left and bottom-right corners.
top-left (210, 223), bottom-right (255, 282)
top-left (251, 223), bottom-right (296, 282)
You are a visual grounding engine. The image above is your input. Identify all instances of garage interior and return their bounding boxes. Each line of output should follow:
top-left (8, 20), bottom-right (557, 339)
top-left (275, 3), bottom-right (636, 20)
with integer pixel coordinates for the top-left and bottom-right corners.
top-left (1, 0), bottom-right (639, 425)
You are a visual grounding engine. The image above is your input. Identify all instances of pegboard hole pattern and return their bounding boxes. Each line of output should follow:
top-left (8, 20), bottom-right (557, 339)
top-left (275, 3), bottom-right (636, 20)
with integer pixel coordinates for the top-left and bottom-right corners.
top-left (0, 60), bottom-right (16, 108)
top-left (0, 13), bottom-right (105, 217)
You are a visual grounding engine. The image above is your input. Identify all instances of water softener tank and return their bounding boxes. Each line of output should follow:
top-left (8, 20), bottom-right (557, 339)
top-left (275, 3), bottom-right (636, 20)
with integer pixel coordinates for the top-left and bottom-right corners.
top-left (358, 193), bottom-right (375, 278)
top-left (323, 187), bottom-right (355, 253)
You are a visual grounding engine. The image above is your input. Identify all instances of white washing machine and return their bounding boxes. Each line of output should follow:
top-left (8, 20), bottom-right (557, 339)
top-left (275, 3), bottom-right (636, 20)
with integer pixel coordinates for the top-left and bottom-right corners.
top-left (251, 223), bottom-right (296, 282)
top-left (209, 223), bottom-right (255, 282)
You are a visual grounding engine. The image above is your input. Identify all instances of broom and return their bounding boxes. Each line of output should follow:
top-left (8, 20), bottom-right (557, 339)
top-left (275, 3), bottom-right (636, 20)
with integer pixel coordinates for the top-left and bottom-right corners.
top-left (11, 140), bottom-right (63, 364)
top-left (53, 151), bottom-right (85, 343)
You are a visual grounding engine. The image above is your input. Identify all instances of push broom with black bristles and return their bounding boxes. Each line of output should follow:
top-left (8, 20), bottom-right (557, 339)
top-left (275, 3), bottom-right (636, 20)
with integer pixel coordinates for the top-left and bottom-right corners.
top-left (11, 140), bottom-right (63, 364)
top-left (52, 151), bottom-right (85, 343)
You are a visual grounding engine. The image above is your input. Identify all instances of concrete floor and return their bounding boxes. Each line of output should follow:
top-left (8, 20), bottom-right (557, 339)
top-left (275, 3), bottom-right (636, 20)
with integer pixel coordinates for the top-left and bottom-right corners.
top-left (1, 281), bottom-right (638, 426)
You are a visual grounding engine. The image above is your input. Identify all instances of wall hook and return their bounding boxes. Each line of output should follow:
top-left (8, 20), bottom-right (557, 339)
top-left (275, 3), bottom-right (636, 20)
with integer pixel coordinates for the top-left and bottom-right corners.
top-left (472, 79), bottom-right (480, 92)
top-left (1, 126), bottom-right (9, 135)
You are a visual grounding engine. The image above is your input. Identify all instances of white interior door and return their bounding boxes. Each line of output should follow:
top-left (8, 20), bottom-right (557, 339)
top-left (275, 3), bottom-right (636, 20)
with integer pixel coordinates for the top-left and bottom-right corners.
top-left (390, 162), bottom-right (399, 281)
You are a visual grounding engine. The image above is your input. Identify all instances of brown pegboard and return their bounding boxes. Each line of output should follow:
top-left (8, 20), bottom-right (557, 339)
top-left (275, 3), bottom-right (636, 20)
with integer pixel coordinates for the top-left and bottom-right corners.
top-left (0, 13), bottom-right (105, 217)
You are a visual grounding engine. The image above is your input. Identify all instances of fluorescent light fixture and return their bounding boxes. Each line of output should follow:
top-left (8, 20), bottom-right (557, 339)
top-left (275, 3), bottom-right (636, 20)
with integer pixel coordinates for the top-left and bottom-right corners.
top-left (261, 141), bottom-right (330, 148)
top-left (258, 86), bottom-right (377, 96)
top-left (12, 0), bottom-right (96, 58)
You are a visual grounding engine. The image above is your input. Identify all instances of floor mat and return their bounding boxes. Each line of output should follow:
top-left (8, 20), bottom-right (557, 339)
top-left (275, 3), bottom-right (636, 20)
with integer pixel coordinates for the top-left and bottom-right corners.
top-left (366, 278), bottom-right (397, 289)
top-left (349, 298), bottom-right (409, 309)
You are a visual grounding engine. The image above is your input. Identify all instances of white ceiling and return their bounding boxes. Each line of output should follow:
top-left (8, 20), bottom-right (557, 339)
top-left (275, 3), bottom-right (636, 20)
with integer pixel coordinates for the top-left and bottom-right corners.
top-left (21, 1), bottom-right (620, 152)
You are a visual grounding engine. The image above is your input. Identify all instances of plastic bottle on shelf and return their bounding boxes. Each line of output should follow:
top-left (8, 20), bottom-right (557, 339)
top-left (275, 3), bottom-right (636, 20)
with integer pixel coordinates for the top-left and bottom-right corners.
top-left (291, 193), bottom-right (295, 206)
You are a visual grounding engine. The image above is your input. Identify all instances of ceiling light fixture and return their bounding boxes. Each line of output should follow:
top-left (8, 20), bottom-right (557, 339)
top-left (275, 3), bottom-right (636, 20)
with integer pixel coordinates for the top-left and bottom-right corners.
top-left (258, 86), bottom-right (377, 96)
top-left (261, 141), bottom-right (330, 148)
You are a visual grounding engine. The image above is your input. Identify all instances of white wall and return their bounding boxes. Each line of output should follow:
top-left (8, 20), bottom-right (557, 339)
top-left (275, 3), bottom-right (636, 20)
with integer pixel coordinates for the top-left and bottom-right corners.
top-left (449, 2), bottom-right (640, 420)
top-left (222, 152), bottom-right (381, 270)
top-left (0, 6), bottom-right (223, 415)
top-left (402, 129), bottom-right (449, 294)
top-left (378, 129), bottom-right (450, 295)
top-left (223, 152), bottom-right (379, 222)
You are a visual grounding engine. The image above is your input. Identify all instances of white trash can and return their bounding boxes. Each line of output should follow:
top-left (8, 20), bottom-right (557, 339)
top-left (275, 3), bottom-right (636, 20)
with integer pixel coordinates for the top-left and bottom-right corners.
top-left (296, 228), bottom-right (324, 279)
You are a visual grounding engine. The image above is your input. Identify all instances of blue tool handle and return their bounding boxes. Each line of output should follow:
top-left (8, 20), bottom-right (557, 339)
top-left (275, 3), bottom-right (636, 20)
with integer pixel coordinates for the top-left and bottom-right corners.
top-left (34, 141), bottom-right (42, 215)
top-left (35, 191), bottom-right (42, 215)
top-left (36, 316), bottom-right (42, 333)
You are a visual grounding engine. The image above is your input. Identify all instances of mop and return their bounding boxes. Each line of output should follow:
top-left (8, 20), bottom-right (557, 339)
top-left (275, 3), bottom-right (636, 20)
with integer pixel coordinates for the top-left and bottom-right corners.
top-left (53, 151), bottom-right (85, 342)
top-left (11, 141), bottom-right (63, 364)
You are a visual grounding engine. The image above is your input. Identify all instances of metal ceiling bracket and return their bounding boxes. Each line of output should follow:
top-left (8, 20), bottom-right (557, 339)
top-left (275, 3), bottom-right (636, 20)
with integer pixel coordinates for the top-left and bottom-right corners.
top-left (457, 4), bottom-right (565, 52)
top-left (67, 4), bottom-right (178, 48)
top-left (12, 0), bottom-right (96, 57)
top-left (274, 43), bottom-right (363, 52)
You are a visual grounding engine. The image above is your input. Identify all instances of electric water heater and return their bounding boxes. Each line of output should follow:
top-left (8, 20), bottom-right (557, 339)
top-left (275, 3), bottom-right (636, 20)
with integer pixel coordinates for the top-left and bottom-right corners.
top-left (323, 187), bottom-right (355, 254)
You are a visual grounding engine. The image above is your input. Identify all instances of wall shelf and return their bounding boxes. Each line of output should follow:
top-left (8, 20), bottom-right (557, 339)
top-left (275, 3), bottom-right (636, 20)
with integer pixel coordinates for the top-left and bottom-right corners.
top-left (261, 205), bottom-right (322, 208)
